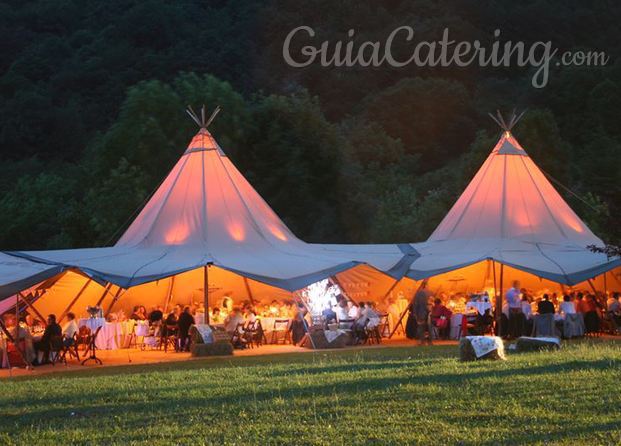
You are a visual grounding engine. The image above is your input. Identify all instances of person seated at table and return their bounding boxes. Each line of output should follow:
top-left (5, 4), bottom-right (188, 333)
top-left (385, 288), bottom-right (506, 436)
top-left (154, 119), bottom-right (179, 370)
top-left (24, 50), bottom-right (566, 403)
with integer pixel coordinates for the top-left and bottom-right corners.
top-left (351, 303), bottom-right (370, 342)
top-left (243, 306), bottom-right (257, 326)
top-left (268, 300), bottom-right (280, 317)
top-left (210, 307), bottom-right (223, 324)
top-left (464, 294), bottom-right (481, 314)
top-left (13, 316), bottom-right (36, 364)
top-left (148, 306), bottom-right (164, 324)
top-left (224, 307), bottom-right (245, 335)
top-left (321, 302), bottom-right (337, 324)
top-left (33, 314), bottom-right (62, 365)
top-left (335, 298), bottom-right (349, 322)
top-left (537, 294), bottom-right (555, 315)
top-left (177, 306), bottom-right (195, 351)
top-left (130, 306), bottom-right (145, 321)
top-left (163, 307), bottom-right (180, 338)
top-left (430, 298), bottom-right (452, 339)
top-left (62, 312), bottom-right (79, 347)
top-left (558, 294), bottom-right (576, 319)
top-left (365, 302), bottom-right (381, 329)
top-left (347, 301), bottom-right (360, 319)
top-left (607, 293), bottom-right (621, 329)
top-left (583, 294), bottom-right (601, 333)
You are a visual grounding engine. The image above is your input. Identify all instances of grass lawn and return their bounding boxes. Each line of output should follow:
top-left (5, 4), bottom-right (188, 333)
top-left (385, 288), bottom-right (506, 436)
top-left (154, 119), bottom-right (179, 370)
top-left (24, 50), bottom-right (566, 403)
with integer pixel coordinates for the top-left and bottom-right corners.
top-left (1, 340), bottom-right (620, 445)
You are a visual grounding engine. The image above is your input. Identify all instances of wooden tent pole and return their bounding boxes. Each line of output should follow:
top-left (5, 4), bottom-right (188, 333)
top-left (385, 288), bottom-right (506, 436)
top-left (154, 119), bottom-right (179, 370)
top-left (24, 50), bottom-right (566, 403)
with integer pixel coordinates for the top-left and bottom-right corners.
top-left (0, 317), bottom-right (31, 369)
top-left (604, 272), bottom-right (608, 296)
top-left (243, 276), bottom-right (255, 306)
top-left (17, 292), bottom-right (47, 324)
top-left (587, 279), bottom-right (598, 294)
top-left (293, 291), bottom-right (316, 350)
top-left (95, 283), bottom-right (113, 308)
top-left (331, 275), bottom-right (358, 306)
top-left (105, 287), bottom-right (124, 317)
top-left (381, 278), bottom-right (401, 302)
top-left (389, 278), bottom-right (428, 339)
top-left (59, 279), bottom-right (92, 323)
top-left (204, 265), bottom-right (210, 324)
top-left (164, 275), bottom-right (176, 313)
top-left (497, 263), bottom-right (504, 336)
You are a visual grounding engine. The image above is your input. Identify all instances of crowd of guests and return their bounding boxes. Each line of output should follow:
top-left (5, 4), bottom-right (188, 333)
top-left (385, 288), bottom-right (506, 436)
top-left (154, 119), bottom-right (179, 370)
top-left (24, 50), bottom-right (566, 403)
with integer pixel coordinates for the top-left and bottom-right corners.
top-left (503, 282), bottom-right (620, 338)
top-left (0, 311), bottom-right (81, 366)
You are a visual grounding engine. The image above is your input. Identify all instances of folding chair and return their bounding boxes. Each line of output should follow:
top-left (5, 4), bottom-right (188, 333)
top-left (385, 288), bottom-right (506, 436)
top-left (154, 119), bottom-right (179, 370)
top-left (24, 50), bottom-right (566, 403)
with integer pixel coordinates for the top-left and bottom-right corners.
top-left (270, 318), bottom-right (291, 344)
top-left (378, 314), bottom-right (390, 338)
top-left (59, 333), bottom-right (80, 364)
top-left (161, 324), bottom-right (179, 352)
top-left (49, 335), bottom-right (65, 366)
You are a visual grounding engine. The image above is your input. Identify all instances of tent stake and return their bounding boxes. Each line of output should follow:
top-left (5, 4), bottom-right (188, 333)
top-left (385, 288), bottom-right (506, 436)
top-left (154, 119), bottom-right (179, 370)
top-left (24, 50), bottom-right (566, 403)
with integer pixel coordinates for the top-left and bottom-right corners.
top-left (59, 279), bottom-right (92, 323)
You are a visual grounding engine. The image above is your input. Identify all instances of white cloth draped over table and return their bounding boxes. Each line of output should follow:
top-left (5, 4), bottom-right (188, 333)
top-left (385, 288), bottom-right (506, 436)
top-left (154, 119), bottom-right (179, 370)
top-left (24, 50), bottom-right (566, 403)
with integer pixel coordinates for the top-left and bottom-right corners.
top-left (78, 318), bottom-right (143, 350)
top-left (465, 301), bottom-right (492, 316)
top-left (450, 314), bottom-right (464, 339)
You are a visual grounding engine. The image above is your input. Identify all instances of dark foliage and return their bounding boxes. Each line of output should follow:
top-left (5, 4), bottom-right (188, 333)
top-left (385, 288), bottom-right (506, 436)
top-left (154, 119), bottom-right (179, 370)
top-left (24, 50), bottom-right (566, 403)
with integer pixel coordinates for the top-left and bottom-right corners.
top-left (0, 1), bottom-right (619, 249)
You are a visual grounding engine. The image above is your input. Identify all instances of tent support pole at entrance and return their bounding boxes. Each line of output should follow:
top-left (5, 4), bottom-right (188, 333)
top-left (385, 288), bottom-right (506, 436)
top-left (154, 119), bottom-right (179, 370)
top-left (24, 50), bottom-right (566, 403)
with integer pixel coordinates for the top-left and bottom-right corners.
top-left (587, 279), bottom-right (598, 294)
top-left (59, 278), bottom-right (92, 323)
top-left (95, 283), bottom-right (113, 308)
top-left (204, 264), bottom-right (210, 324)
top-left (105, 287), bottom-right (124, 317)
top-left (17, 292), bottom-right (46, 324)
top-left (496, 263), bottom-right (504, 336)
top-left (164, 275), bottom-right (175, 313)
top-left (0, 317), bottom-right (31, 369)
top-left (243, 276), bottom-right (255, 306)
top-left (381, 278), bottom-right (401, 302)
top-left (293, 291), bottom-right (316, 349)
top-left (331, 275), bottom-right (357, 306)
top-left (389, 278), bottom-right (427, 339)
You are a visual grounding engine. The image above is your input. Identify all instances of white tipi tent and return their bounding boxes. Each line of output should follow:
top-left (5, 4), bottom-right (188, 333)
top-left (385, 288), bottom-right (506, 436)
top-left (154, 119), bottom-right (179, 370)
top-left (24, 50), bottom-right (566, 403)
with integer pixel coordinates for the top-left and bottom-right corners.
top-left (408, 115), bottom-right (620, 290)
top-left (4, 108), bottom-right (413, 315)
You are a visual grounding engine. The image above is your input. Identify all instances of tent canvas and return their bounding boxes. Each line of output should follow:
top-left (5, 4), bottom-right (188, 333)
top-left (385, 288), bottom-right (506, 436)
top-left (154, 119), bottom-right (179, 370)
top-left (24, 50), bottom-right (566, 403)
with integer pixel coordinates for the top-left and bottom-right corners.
top-left (407, 129), bottom-right (620, 289)
top-left (3, 118), bottom-right (414, 316)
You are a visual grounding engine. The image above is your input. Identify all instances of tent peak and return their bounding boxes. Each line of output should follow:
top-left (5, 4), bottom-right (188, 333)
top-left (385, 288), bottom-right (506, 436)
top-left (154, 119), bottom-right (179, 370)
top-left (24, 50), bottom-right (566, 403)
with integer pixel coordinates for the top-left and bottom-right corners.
top-left (488, 109), bottom-right (526, 132)
top-left (186, 105), bottom-right (221, 129)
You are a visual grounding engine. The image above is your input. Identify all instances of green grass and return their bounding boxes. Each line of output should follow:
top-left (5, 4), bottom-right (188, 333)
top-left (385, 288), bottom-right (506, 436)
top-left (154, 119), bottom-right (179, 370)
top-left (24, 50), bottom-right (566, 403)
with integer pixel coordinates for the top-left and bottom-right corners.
top-left (1, 340), bottom-right (621, 445)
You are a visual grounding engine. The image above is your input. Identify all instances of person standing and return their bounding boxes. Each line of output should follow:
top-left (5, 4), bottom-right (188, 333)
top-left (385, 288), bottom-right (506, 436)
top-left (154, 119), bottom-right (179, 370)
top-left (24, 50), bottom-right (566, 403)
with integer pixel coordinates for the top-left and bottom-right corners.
top-left (177, 306), bottom-right (195, 351)
top-left (505, 281), bottom-right (523, 339)
top-left (413, 282), bottom-right (432, 345)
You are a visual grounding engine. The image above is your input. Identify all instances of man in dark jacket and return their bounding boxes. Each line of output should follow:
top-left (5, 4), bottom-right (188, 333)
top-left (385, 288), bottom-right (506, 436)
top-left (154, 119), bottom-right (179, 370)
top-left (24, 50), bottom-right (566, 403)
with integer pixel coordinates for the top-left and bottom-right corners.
top-left (33, 314), bottom-right (62, 364)
top-left (537, 294), bottom-right (555, 315)
top-left (412, 281), bottom-right (432, 345)
top-left (177, 306), bottom-right (195, 351)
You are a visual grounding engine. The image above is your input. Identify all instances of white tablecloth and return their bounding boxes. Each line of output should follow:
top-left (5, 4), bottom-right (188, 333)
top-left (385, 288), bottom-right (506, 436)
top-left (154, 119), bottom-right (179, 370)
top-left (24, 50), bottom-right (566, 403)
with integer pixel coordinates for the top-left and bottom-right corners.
top-left (450, 314), bottom-right (464, 339)
top-left (466, 301), bottom-right (492, 315)
top-left (78, 319), bottom-right (138, 350)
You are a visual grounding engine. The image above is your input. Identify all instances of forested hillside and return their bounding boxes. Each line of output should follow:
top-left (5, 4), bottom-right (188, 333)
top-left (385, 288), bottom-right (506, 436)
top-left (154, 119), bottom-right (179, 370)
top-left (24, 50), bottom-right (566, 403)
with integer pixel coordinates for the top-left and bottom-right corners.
top-left (0, 0), bottom-right (619, 249)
